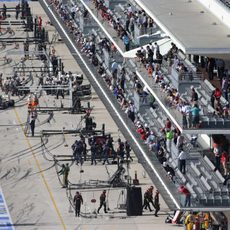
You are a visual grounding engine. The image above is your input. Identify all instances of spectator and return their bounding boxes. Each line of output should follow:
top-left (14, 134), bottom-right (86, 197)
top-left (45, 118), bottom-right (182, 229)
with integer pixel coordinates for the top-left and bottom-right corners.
top-left (163, 162), bottom-right (175, 182)
top-left (145, 131), bottom-right (156, 145)
top-left (129, 16), bottom-right (135, 37)
top-left (190, 134), bottom-right (198, 148)
top-left (119, 68), bottom-right (126, 91)
top-left (176, 133), bottom-right (184, 150)
top-left (157, 147), bottom-right (167, 164)
top-left (179, 185), bottom-right (191, 207)
top-left (191, 86), bottom-right (198, 104)
top-left (213, 143), bottom-right (221, 172)
top-left (165, 118), bottom-right (171, 130)
top-left (149, 94), bottom-right (155, 109)
top-left (177, 63), bottom-right (185, 81)
top-left (125, 15), bottom-right (130, 32)
top-left (215, 100), bottom-right (224, 116)
top-left (137, 124), bottom-right (146, 141)
top-left (222, 77), bottom-right (229, 101)
top-left (70, 4), bottom-right (77, 19)
top-left (147, 64), bottom-right (153, 78)
top-left (141, 86), bottom-right (149, 104)
top-left (122, 33), bottom-right (130, 51)
top-left (214, 87), bottom-right (222, 101)
top-left (207, 57), bottom-right (215, 81)
top-left (165, 129), bottom-right (173, 153)
top-left (221, 151), bottom-right (228, 176)
top-left (111, 59), bottom-right (118, 79)
top-left (190, 104), bottom-right (200, 128)
top-left (146, 46), bottom-right (153, 63)
top-left (134, 79), bottom-right (142, 95)
top-left (126, 101), bottom-right (135, 122)
top-left (210, 90), bottom-right (215, 108)
top-left (181, 102), bottom-right (191, 129)
top-left (127, 3), bottom-right (133, 17)
top-left (155, 51), bottom-right (163, 67)
top-left (216, 59), bottom-right (225, 82)
top-left (178, 148), bottom-right (187, 174)
top-left (153, 42), bottom-right (159, 53)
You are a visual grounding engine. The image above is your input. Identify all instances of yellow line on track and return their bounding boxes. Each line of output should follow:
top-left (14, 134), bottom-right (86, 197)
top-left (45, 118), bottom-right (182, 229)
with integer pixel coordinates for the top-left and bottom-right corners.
top-left (14, 108), bottom-right (67, 230)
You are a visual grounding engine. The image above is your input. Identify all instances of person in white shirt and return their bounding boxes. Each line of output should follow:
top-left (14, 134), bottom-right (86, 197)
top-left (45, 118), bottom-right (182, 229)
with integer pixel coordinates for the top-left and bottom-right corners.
top-left (127, 3), bottom-right (133, 16)
top-left (71, 5), bottom-right (77, 19)
top-left (153, 42), bottom-right (159, 59)
top-left (181, 103), bottom-right (191, 128)
top-left (145, 131), bottom-right (156, 150)
top-left (125, 101), bottom-right (136, 122)
top-left (178, 149), bottom-right (187, 174)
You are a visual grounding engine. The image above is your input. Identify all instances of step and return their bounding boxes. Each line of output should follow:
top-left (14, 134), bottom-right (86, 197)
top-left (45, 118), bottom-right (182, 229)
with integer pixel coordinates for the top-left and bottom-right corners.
top-left (200, 176), bottom-right (212, 192)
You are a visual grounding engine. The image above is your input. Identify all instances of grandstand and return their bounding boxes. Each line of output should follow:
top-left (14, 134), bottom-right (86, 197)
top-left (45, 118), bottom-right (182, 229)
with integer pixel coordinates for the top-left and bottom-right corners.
top-left (37, 0), bottom-right (230, 227)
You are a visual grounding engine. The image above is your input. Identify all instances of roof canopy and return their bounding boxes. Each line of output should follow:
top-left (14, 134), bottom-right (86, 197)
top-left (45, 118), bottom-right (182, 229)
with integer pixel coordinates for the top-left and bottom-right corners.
top-left (134, 0), bottom-right (230, 58)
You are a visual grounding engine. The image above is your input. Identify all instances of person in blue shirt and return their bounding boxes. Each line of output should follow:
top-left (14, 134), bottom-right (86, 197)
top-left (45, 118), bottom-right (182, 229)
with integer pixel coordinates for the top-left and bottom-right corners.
top-left (122, 33), bottom-right (130, 51)
top-left (190, 104), bottom-right (200, 128)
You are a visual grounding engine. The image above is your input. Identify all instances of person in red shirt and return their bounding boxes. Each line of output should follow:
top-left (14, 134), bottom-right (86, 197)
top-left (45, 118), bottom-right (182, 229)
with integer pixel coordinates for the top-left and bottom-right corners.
top-left (165, 118), bottom-right (171, 130)
top-left (137, 124), bottom-right (143, 134)
top-left (221, 151), bottom-right (228, 176)
top-left (38, 16), bottom-right (42, 31)
top-left (140, 131), bottom-right (147, 140)
top-left (214, 88), bottom-right (222, 101)
top-left (179, 185), bottom-right (191, 207)
top-left (137, 125), bottom-right (147, 140)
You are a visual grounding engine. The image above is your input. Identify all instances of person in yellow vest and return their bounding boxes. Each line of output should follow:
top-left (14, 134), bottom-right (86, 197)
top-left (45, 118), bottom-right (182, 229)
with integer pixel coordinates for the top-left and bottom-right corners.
top-left (166, 129), bottom-right (174, 153)
top-left (204, 213), bottom-right (212, 230)
top-left (184, 212), bottom-right (195, 230)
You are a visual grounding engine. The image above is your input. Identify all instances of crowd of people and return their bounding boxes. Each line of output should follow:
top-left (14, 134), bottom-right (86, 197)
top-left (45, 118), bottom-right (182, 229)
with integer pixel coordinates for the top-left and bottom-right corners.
top-left (136, 43), bottom-right (230, 126)
top-left (142, 185), bottom-right (160, 217)
top-left (41, 71), bottom-right (84, 98)
top-left (71, 134), bottom-right (133, 166)
top-left (183, 211), bottom-right (213, 230)
top-left (48, 0), bottom-right (230, 216)
top-left (72, 189), bottom-right (109, 217)
top-left (0, 73), bottom-right (30, 97)
top-left (50, 0), bottom-right (192, 204)
top-left (90, 0), bottom-right (156, 51)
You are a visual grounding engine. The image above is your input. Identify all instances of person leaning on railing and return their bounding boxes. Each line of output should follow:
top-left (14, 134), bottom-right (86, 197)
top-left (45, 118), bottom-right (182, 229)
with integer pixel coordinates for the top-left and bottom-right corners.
top-left (179, 185), bottom-right (191, 207)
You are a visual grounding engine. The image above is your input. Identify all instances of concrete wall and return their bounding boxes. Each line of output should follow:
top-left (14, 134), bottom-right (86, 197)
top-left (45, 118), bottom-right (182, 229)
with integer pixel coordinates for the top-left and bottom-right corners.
top-left (197, 0), bottom-right (230, 28)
